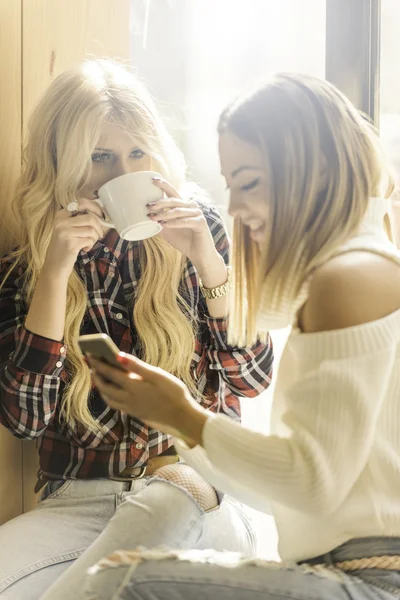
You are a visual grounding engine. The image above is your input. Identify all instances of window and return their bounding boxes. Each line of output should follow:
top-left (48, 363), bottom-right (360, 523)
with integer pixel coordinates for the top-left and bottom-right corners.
top-left (380, 0), bottom-right (400, 237)
top-left (132, 0), bottom-right (326, 221)
top-left (132, 0), bottom-right (327, 559)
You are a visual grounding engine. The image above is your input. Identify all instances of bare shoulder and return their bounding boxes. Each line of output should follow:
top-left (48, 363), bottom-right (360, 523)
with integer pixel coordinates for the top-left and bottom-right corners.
top-left (300, 251), bottom-right (400, 333)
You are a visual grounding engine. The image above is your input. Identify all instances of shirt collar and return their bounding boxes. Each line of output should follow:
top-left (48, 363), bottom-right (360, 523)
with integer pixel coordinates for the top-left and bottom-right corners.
top-left (78, 229), bottom-right (132, 264)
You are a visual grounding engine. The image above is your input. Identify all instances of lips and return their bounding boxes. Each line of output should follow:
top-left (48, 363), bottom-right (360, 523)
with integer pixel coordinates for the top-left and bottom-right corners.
top-left (247, 224), bottom-right (266, 243)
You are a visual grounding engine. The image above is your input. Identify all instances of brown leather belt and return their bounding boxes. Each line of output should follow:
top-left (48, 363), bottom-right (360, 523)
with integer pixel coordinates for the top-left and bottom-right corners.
top-left (111, 455), bottom-right (180, 481)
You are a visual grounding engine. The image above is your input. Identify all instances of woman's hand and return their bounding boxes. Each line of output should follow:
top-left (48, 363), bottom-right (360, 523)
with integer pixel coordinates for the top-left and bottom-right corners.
top-left (89, 353), bottom-right (208, 447)
top-left (42, 199), bottom-right (108, 279)
top-left (148, 178), bottom-right (223, 277)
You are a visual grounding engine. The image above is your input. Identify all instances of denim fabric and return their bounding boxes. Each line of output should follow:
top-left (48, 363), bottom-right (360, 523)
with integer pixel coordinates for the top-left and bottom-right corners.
top-left (0, 478), bottom-right (254, 600)
top-left (86, 537), bottom-right (400, 600)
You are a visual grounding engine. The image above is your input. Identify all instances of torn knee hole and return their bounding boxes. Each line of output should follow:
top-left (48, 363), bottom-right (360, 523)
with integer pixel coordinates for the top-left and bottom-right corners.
top-left (92, 550), bottom-right (346, 584)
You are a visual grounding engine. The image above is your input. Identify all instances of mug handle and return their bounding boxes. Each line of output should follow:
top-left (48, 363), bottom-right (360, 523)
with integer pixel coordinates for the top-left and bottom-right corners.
top-left (94, 198), bottom-right (115, 228)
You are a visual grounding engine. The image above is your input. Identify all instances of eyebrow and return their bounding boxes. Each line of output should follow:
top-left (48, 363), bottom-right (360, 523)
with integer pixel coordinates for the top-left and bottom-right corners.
top-left (231, 166), bottom-right (262, 178)
top-left (93, 146), bottom-right (143, 153)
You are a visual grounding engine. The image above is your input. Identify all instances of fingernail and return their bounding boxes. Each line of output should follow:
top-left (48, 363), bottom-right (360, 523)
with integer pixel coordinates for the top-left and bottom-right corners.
top-left (146, 202), bottom-right (158, 207)
top-left (117, 352), bottom-right (128, 363)
top-left (152, 177), bottom-right (163, 182)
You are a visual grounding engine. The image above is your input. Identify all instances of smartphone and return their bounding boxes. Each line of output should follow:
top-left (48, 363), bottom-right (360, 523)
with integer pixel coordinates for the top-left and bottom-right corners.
top-left (78, 333), bottom-right (123, 369)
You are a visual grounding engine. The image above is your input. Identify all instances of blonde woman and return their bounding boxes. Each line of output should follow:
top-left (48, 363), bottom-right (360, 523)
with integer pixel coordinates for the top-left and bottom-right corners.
top-left (0, 60), bottom-right (273, 599)
top-left (87, 74), bottom-right (400, 600)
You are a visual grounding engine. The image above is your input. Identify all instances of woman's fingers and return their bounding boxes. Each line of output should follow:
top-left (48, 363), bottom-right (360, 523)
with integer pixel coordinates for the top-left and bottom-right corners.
top-left (147, 197), bottom-right (197, 212)
top-left (77, 198), bottom-right (105, 219)
top-left (89, 358), bottom-right (137, 387)
top-left (69, 213), bottom-right (105, 240)
top-left (117, 353), bottom-right (163, 380)
top-left (149, 207), bottom-right (203, 224)
top-left (91, 354), bottom-right (166, 386)
top-left (152, 177), bottom-right (180, 199)
top-left (91, 373), bottom-right (128, 408)
top-left (160, 216), bottom-right (204, 229)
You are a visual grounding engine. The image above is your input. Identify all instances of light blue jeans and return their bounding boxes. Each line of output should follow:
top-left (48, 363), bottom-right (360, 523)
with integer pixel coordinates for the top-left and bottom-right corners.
top-left (85, 537), bottom-right (400, 600)
top-left (0, 477), bottom-right (255, 600)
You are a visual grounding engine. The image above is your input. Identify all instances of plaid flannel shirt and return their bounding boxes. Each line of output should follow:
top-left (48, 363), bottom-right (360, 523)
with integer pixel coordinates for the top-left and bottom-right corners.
top-left (0, 203), bottom-right (273, 485)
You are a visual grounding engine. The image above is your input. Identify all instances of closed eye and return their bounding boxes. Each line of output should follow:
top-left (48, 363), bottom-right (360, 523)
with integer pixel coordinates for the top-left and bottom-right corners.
top-left (240, 178), bottom-right (260, 192)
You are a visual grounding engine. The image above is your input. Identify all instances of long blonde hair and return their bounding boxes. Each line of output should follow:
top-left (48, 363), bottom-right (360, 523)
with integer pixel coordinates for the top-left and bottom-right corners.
top-left (218, 73), bottom-right (394, 346)
top-left (6, 59), bottom-right (198, 431)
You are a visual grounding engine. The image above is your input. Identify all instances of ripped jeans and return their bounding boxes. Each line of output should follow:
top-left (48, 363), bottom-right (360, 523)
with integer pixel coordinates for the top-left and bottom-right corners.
top-left (86, 537), bottom-right (400, 600)
top-left (0, 478), bottom-right (255, 600)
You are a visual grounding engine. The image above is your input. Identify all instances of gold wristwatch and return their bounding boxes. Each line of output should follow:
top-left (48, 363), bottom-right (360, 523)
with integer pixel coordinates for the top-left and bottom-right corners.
top-left (200, 266), bottom-right (232, 300)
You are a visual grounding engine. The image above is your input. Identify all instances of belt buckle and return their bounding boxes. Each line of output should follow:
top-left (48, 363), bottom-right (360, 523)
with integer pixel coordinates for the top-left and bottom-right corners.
top-left (134, 465), bottom-right (147, 479)
top-left (111, 465), bottom-right (147, 482)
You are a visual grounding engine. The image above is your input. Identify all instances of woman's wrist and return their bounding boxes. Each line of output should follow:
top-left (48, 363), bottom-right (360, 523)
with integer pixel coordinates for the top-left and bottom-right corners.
top-left (40, 262), bottom-right (71, 285)
top-left (175, 402), bottom-right (209, 448)
top-left (195, 253), bottom-right (227, 288)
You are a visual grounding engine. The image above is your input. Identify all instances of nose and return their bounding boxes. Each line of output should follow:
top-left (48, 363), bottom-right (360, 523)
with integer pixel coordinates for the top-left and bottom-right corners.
top-left (228, 191), bottom-right (246, 220)
top-left (112, 158), bottom-right (132, 178)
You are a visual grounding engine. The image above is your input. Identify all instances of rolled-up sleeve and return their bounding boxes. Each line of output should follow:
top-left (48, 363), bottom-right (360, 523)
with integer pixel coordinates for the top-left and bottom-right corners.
top-left (200, 203), bottom-right (273, 399)
top-left (205, 315), bottom-right (273, 398)
top-left (0, 260), bottom-right (67, 439)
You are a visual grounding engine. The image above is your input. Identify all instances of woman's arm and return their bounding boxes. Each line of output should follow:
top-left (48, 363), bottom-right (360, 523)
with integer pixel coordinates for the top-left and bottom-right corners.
top-left (196, 204), bottom-right (273, 399)
top-left (0, 199), bottom-right (106, 438)
top-left (24, 268), bottom-right (68, 341)
top-left (90, 253), bottom-right (400, 515)
top-left (90, 332), bottom-right (393, 517)
top-left (0, 260), bottom-right (68, 438)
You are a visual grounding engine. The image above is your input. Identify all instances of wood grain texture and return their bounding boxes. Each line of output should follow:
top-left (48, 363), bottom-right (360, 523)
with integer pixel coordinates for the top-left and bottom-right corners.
top-left (0, 0), bottom-right (22, 257)
top-left (22, 441), bottom-right (40, 512)
top-left (0, 0), bottom-right (23, 526)
top-left (0, 428), bottom-right (23, 526)
top-left (23, 0), bottom-right (131, 121)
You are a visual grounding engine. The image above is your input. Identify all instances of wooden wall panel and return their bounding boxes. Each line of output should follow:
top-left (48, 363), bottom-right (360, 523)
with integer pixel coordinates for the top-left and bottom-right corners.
top-left (0, 429), bottom-right (23, 526)
top-left (23, 0), bottom-right (131, 121)
top-left (0, 0), bottom-right (23, 528)
top-left (21, 0), bottom-right (131, 512)
top-left (22, 441), bottom-right (40, 513)
top-left (0, 0), bottom-right (22, 257)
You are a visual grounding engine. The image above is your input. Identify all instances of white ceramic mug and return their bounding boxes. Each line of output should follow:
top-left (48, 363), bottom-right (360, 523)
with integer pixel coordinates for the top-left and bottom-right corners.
top-left (97, 171), bottom-right (163, 241)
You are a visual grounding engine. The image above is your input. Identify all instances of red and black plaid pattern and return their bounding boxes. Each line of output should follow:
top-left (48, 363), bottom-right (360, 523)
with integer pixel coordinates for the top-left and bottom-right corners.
top-left (0, 203), bottom-right (273, 485)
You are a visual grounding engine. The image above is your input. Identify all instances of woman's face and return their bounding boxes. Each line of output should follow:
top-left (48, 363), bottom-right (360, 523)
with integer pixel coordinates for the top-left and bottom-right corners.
top-left (219, 130), bottom-right (269, 246)
top-left (80, 121), bottom-right (152, 199)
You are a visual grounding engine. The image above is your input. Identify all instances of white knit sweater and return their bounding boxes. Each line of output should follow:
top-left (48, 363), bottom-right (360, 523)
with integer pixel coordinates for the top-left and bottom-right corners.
top-left (175, 198), bottom-right (400, 562)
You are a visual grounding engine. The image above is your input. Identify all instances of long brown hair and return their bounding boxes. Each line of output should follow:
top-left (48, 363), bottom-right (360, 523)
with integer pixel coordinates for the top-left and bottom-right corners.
top-left (219, 73), bottom-right (394, 345)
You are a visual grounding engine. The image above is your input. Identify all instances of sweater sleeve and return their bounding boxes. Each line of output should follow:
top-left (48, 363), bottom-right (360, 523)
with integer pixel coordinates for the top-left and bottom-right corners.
top-left (175, 348), bottom-right (392, 516)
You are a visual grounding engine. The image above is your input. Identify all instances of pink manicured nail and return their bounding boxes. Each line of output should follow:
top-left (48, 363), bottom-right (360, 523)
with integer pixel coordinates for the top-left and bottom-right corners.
top-left (117, 353), bottom-right (128, 362)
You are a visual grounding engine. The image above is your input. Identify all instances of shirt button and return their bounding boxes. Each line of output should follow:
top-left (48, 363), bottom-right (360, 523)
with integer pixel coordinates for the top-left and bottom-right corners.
top-left (104, 247), bottom-right (110, 253)
top-left (56, 361), bottom-right (63, 368)
top-left (60, 347), bottom-right (65, 354)
top-left (135, 443), bottom-right (143, 449)
top-left (116, 313), bottom-right (123, 320)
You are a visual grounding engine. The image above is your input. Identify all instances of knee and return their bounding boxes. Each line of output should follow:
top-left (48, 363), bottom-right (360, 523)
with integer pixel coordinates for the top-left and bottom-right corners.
top-left (153, 463), bottom-right (219, 512)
